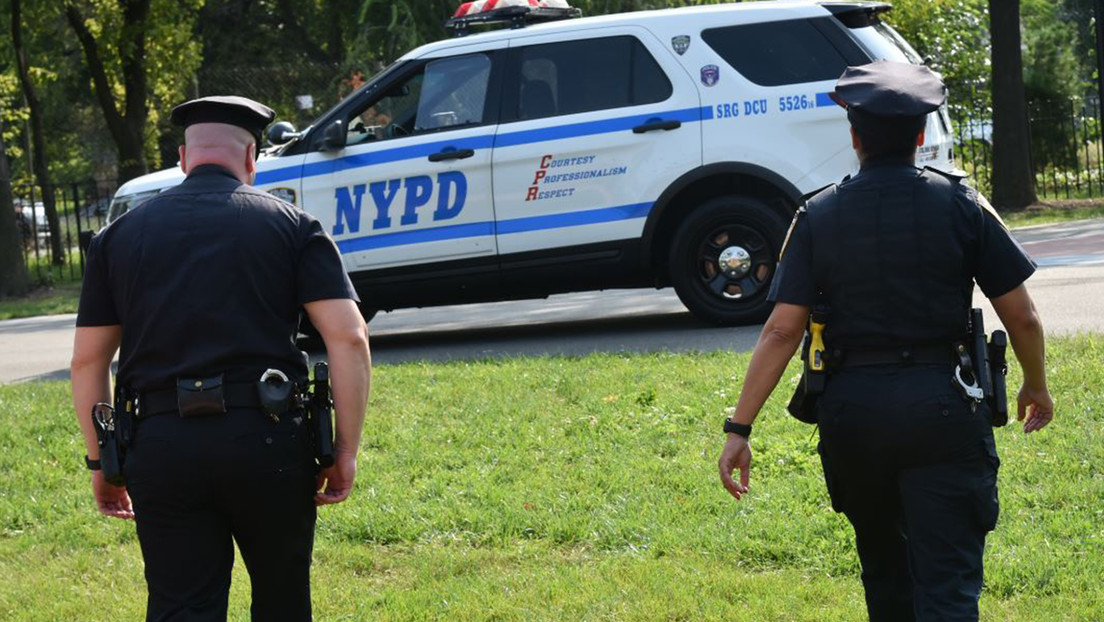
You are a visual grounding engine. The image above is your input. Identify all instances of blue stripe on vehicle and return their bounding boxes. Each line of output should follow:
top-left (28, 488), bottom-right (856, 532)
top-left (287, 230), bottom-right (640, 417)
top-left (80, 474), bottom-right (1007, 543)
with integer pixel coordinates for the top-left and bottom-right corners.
top-left (334, 202), bottom-right (654, 254)
top-left (493, 106), bottom-right (710, 148)
top-left (336, 221), bottom-right (495, 253)
top-left (255, 106), bottom-right (712, 186)
top-left (816, 92), bottom-right (835, 107)
top-left (496, 202), bottom-right (652, 235)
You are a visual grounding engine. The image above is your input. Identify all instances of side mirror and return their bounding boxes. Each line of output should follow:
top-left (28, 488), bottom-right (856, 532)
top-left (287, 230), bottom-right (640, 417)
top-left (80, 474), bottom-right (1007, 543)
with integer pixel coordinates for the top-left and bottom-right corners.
top-left (320, 119), bottom-right (346, 152)
top-left (267, 121), bottom-right (299, 145)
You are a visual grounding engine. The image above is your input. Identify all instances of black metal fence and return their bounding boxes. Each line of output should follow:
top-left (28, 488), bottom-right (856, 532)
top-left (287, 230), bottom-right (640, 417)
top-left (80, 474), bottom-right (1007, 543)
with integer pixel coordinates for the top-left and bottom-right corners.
top-left (11, 179), bottom-right (117, 286)
top-left (949, 95), bottom-right (1104, 200)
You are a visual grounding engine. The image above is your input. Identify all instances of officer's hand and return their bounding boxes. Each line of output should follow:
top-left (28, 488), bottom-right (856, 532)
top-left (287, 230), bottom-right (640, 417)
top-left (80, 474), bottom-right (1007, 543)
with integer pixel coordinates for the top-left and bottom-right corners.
top-left (718, 434), bottom-right (752, 500)
top-left (1017, 384), bottom-right (1054, 434)
top-left (315, 450), bottom-right (357, 506)
top-left (91, 470), bottom-right (134, 520)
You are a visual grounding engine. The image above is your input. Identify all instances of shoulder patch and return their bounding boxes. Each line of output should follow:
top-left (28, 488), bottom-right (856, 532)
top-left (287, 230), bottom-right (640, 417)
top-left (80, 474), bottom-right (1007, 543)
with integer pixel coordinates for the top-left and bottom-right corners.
top-left (922, 165), bottom-right (967, 183)
top-left (974, 190), bottom-right (1009, 230)
top-left (799, 183), bottom-right (836, 206)
top-left (779, 206), bottom-right (806, 260)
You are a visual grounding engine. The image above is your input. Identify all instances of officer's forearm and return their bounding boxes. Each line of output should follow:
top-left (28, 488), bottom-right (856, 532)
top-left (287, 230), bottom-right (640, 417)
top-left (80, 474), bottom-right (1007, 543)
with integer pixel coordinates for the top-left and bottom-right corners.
top-left (326, 330), bottom-right (371, 456)
top-left (991, 285), bottom-right (1047, 390)
top-left (732, 307), bottom-right (807, 425)
top-left (71, 326), bottom-right (121, 459)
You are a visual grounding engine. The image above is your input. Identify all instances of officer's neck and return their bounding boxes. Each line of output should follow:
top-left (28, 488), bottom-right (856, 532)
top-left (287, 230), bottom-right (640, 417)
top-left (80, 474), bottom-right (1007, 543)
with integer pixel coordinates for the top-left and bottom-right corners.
top-left (859, 152), bottom-right (917, 171)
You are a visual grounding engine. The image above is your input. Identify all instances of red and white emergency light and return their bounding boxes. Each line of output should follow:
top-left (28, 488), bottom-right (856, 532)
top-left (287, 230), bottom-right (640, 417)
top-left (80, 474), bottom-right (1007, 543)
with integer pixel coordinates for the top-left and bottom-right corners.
top-left (454, 0), bottom-right (572, 17)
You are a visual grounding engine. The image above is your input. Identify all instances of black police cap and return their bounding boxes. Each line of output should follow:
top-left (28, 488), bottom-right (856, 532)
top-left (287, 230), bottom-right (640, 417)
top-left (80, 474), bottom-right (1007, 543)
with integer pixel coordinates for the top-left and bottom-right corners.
top-left (170, 95), bottom-right (276, 144)
top-left (829, 60), bottom-right (946, 117)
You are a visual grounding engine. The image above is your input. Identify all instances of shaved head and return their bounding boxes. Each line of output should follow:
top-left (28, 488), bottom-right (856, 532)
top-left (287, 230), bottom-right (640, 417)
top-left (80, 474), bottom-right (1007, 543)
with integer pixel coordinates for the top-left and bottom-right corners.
top-left (179, 122), bottom-right (257, 184)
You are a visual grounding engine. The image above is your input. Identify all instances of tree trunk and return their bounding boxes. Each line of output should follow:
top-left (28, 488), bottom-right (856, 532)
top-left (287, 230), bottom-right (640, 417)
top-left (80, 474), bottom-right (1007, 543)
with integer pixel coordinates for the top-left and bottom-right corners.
top-left (0, 127), bottom-right (32, 299)
top-left (12, 0), bottom-right (64, 265)
top-left (66, 1), bottom-right (151, 185)
top-left (989, 0), bottom-right (1037, 211)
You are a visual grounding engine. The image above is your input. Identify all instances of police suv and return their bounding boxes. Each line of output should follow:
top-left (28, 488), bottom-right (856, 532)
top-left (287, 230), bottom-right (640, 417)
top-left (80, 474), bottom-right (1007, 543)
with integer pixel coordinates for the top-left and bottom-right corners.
top-left (107, 0), bottom-right (955, 325)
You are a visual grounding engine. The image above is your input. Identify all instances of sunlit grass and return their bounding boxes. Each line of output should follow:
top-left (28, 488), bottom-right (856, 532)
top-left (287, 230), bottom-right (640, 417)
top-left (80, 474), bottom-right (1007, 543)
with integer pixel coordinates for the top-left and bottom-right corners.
top-left (1, 337), bottom-right (1101, 620)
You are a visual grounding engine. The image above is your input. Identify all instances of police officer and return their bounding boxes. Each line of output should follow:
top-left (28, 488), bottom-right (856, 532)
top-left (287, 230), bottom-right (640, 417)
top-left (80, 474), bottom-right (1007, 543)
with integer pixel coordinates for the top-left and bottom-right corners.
top-left (717, 61), bottom-right (1054, 621)
top-left (71, 96), bottom-right (371, 620)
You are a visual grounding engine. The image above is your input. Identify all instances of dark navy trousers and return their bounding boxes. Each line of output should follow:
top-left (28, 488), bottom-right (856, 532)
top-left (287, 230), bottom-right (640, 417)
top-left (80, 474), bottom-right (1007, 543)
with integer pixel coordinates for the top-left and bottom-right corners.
top-left (816, 364), bottom-right (1000, 622)
top-left (124, 409), bottom-right (317, 622)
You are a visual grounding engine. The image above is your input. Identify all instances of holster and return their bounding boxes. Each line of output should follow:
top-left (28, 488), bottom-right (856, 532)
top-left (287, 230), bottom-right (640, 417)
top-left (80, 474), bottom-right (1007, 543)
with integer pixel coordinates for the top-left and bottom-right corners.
top-left (93, 401), bottom-right (125, 487)
top-left (787, 306), bottom-right (829, 425)
top-left (308, 362), bottom-right (335, 469)
top-left (787, 369), bottom-right (824, 425)
top-left (988, 330), bottom-right (1010, 427)
top-left (967, 308), bottom-right (1009, 427)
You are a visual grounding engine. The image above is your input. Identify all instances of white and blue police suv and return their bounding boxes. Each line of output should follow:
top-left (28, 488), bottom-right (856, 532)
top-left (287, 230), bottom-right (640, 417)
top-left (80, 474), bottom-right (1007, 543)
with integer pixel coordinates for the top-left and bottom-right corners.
top-left (107, 0), bottom-right (956, 325)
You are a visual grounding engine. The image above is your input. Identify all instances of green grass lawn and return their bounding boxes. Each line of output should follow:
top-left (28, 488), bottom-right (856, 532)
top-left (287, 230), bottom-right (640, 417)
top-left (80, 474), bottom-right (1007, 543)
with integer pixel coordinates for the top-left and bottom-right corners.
top-left (1, 337), bottom-right (1102, 620)
top-left (1003, 200), bottom-right (1104, 228)
top-left (0, 282), bottom-right (81, 321)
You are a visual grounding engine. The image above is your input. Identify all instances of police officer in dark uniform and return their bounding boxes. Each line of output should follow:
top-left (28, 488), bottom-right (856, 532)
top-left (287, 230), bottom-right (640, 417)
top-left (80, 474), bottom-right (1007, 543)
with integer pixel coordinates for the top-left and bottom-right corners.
top-left (71, 96), bottom-right (372, 621)
top-left (717, 62), bottom-right (1054, 621)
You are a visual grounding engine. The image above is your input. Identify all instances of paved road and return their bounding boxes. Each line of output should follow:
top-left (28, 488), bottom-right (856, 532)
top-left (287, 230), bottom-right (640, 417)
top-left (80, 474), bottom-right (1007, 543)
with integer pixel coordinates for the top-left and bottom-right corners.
top-left (3, 218), bottom-right (1104, 383)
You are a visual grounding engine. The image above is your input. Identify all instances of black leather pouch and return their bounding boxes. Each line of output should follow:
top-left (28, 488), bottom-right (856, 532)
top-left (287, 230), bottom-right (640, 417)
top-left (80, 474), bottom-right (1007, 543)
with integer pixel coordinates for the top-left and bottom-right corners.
top-left (176, 375), bottom-right (227, 418)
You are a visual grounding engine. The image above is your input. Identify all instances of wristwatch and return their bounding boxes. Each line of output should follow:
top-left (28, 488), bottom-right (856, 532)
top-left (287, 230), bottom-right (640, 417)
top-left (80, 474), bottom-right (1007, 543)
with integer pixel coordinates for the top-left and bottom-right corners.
top-left (84, 455), bottom-right (101, 471)
top-left (723, 418), bottom-right (752, 439)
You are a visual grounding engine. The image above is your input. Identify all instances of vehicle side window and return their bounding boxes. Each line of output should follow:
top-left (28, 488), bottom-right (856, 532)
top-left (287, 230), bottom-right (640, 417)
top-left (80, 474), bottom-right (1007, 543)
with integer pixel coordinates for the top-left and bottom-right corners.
top-left (345, 53), bottom-right (491, 144)
top-left (416, 54), bottom-right (491, 131)
top-left (515, 36), bottom-right (672, 121)
top-left (702, 18), bottom-right (851, 86)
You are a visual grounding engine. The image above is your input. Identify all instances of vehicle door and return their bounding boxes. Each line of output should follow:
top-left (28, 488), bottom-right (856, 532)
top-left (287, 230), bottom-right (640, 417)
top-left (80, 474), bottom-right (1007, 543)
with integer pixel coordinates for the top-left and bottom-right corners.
top-left (491, 27), bottom-right (703, 257)
top-left (300, 42), bottom-right (504, 272)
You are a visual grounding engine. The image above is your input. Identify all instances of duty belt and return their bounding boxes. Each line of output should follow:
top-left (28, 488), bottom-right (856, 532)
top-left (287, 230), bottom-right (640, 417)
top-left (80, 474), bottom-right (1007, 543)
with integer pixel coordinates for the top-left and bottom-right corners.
top-left (138, 382), bottom-right (262, 418)
top-left (832, 344), bottom-right (956, 369)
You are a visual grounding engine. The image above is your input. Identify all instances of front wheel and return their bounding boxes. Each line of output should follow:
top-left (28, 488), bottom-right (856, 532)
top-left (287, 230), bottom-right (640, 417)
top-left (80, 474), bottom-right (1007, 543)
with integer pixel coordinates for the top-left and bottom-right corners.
top-left (668, 195), bottom-right (790, 326)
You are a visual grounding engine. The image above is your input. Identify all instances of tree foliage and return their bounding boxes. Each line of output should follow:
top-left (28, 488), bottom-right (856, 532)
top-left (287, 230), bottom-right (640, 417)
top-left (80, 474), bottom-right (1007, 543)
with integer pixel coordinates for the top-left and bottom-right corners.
top-left (882, 0), bottom-right (989, 107)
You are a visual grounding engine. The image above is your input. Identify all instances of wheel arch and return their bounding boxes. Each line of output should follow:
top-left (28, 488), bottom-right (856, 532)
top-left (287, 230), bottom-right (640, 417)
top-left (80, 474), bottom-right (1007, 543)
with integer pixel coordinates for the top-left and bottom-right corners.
top-left (641, 162), bottom-right (802, 275)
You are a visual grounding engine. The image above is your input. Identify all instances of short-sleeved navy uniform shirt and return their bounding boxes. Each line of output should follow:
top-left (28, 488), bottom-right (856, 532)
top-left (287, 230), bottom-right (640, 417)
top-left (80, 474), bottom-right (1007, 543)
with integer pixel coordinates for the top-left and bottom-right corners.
top-left (768, 161), bottom-right (1036, 348)
top-left (77, 164), bottom-right (358, 390)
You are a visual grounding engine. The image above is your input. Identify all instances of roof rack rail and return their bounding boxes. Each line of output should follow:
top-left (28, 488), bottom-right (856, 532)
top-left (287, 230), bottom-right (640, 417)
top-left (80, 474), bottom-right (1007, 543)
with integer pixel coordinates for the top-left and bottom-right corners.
top-left (446, 5), bottom-right (581, 38)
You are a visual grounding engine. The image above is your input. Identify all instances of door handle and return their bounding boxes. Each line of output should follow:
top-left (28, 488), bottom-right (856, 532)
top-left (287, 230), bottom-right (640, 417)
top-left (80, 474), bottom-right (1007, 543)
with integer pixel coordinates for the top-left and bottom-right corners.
top-left (632, 120), bottom-right (682, 134)
top-left (428, 148), bottom-right (475, 162)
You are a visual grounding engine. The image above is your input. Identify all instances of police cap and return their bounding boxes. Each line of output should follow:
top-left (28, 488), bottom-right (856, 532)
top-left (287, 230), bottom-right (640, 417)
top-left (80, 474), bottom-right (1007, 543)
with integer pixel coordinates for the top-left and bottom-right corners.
top-left (829, 60), bottom-right (946, 117)
top-left (170, 95), bottom-right (276, 147)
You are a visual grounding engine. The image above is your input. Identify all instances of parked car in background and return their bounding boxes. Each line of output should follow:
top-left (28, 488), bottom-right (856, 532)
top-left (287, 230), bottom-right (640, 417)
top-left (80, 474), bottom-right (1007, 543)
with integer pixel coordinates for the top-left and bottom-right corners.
top-left (12, 199), bottom-right (49, 247)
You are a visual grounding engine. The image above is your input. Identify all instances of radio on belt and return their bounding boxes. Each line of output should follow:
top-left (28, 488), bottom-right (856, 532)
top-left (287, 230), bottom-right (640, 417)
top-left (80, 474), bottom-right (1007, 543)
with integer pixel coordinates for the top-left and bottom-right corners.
top-left (447, 0), bottom-right (580, 37)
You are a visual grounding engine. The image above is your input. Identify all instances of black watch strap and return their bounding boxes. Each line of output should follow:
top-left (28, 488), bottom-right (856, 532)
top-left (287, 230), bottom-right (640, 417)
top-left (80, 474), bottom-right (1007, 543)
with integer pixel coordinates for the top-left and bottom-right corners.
top-left (85, 455), bottom-right (102, 471)
top-left (723, 418), bottom-right (752, 438)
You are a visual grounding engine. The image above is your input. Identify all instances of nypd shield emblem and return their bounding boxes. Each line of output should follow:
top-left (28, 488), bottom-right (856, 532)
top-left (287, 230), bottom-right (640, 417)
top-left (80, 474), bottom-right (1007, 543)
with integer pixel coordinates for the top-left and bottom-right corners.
top-left (701, 64), bottom-right (720, 87)
top-left (268, 187), bottom-right (297, 205)
top-left (671, 35), bottom-right (690, 55)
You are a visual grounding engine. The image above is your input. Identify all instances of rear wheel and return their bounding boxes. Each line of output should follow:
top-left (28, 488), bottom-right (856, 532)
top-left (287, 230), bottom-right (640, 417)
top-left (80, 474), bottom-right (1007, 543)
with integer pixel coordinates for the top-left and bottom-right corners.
top-left (668, 195), bottom-right (790, 325)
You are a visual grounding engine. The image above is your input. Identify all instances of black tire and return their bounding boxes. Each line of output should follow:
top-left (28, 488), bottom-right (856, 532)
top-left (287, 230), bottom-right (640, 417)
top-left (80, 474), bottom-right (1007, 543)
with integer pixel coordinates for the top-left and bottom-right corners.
top-left (668, 195), bottom-right (790, 326)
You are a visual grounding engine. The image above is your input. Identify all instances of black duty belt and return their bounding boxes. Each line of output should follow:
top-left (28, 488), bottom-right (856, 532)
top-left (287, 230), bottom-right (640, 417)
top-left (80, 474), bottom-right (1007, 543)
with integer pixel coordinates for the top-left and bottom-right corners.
top-left (834, 344), bottom-right (957, 369)
top-left (138, 382), bottom-right (262, 418)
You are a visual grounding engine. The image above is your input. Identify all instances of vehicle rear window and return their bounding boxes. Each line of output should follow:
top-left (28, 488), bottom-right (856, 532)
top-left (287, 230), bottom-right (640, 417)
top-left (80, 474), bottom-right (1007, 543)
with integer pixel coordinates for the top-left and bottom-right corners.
top-left (702, 18), bottom-right (856, 86)
top-left (516, 36), bottom-right (672, 121)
